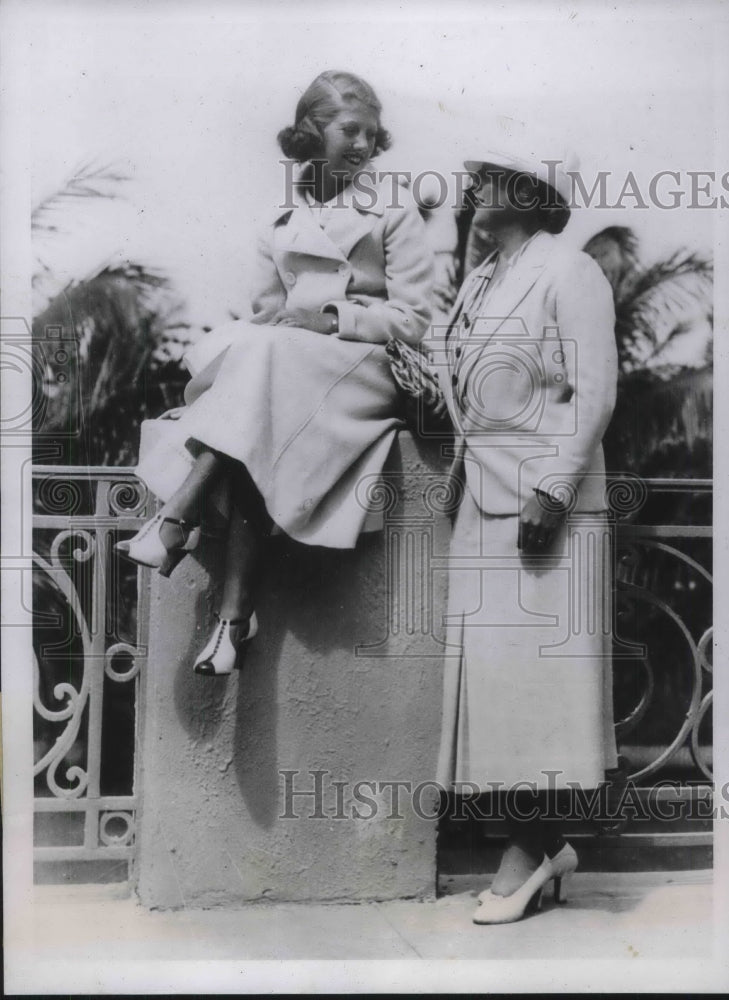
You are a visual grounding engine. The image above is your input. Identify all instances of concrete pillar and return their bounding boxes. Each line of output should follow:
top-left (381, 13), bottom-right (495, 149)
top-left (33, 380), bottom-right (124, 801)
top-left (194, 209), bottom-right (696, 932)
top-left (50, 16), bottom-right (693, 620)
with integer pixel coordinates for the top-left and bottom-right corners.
top-left (136, 432), bottom-right (451, 907)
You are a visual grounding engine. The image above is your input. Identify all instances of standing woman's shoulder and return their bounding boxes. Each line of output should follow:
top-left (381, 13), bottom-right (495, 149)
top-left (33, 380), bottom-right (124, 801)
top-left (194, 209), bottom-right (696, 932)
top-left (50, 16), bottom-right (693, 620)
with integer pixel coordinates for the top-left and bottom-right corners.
top-left (545, 237), bottom-right (614, 299)
top-left (547, 240), bottom-right (616, 335)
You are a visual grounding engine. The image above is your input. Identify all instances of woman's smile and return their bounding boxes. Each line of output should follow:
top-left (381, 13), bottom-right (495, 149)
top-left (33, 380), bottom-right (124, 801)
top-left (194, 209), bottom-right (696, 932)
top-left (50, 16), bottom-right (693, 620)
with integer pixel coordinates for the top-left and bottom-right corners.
top-left (318, 103), bottom-right (378, 188)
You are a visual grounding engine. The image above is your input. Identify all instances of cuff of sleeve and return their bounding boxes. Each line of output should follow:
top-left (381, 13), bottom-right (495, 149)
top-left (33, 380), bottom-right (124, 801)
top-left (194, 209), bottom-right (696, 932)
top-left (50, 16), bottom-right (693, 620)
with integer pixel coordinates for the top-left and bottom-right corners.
top-left (322, 300), bottom-right (360, 337)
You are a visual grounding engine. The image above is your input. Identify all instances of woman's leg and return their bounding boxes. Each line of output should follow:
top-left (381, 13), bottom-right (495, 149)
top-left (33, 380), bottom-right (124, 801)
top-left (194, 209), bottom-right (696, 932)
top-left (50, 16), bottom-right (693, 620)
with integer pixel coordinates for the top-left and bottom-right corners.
top-left (117, 446), bottom-right (224, 571)
top-left (193, 460), bottom-right (270, 675)
top-left (490, 789), bottom-right (567, 896)
top-left (218, 498), bottom-right (268, 621)
top-left (156, 447), bottom-right (223, 547)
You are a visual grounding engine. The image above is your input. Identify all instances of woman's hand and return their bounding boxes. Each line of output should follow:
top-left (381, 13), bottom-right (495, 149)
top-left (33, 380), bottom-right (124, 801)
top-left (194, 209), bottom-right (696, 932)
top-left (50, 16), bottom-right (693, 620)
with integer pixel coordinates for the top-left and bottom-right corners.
top-left (517, 492), bottom-right (569, 555)
top-left (271, 308), bottom-right (336, 335)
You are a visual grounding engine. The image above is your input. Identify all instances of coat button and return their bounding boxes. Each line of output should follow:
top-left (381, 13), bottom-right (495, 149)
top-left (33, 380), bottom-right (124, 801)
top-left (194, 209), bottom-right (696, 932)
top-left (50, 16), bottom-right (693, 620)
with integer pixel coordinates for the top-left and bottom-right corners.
top-left (462, 314), bottom-right (470, 329)
top-left (455, 346), bottom-right (462, 358)
top-left (451, 374), bottom-right (458, 387)
top-left (284, 271), bottom-right (296, 285)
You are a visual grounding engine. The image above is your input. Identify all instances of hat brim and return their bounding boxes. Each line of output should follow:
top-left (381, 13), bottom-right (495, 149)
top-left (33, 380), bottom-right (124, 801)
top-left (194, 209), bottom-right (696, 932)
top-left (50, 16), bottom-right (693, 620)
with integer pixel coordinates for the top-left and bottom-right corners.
top-left (464, 154), bottom-right (529, 175)
top-left (463, 156), bottom-right (569, 206)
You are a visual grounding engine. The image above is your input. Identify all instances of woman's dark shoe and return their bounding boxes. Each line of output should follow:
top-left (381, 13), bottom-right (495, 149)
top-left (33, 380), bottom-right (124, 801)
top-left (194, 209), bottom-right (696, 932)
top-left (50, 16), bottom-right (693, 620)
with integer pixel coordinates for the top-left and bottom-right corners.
top-left (115, 512), bottom-right (200, 577)
top-left (193, 613), bottom-right (259, 676)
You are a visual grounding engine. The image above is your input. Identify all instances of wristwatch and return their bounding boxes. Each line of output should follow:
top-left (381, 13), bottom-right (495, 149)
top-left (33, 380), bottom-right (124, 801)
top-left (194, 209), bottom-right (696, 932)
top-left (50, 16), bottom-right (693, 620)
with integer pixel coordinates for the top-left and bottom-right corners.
top-left (322, 307), bottom-right (339, 334)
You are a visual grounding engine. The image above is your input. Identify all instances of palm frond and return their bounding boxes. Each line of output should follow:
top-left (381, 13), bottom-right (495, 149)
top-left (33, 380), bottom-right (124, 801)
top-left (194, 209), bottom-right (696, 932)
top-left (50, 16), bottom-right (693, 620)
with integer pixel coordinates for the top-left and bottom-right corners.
top-left (583, 226), bottom-right (640, 294)
top-left (617, 251), bottom-right (713, 369)
top-left (33, 262), bottom-right (187, 466)
top-left (31, 160), bottom-right (131, 233)
top-left (604, 365), bottom-right (712, 477)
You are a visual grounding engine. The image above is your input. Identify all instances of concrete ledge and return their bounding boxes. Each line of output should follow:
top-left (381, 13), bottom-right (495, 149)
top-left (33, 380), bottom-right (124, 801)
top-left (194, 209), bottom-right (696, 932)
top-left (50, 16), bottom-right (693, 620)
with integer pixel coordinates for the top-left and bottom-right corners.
top-left (136, 431), bottom-right (452, 907)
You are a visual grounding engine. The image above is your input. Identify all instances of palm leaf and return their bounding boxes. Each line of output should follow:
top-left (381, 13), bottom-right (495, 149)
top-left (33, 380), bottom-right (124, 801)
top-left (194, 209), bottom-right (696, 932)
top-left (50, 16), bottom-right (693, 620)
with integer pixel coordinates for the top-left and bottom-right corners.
top-left (583, 226), bottom-right (640, 294)
top-left (617, 251), bottom-right (713, 369)
top-left (31, 160), bottom-right (131, 234)
top-left (604, 366), bottom-right (712, 477)
top-left (33, 264), bottom-right (186, 466)
top-left (584, 227), bottom-right (713, 478)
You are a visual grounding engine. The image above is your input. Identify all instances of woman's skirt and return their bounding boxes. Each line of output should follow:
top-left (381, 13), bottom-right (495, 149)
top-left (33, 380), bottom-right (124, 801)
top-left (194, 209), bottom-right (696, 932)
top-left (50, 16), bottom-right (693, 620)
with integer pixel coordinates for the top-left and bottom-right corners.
top-left (436, 486), bottom-right (618, 791)
top-left (135, 321), bottom-right (404, 549)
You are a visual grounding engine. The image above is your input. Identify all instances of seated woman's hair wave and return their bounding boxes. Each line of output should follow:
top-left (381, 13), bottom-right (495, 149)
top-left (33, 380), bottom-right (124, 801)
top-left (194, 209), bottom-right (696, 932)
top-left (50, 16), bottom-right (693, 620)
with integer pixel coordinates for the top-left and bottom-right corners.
top-left (277, 70), bottom-right (392, 162)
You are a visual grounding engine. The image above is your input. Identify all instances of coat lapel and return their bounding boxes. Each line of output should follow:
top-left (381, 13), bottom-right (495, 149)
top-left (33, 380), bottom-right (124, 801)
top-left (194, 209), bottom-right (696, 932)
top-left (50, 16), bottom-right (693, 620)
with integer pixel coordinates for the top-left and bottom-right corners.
top-left (271, 172), bottom-right (384, 263)
top-left (443, 232), bottom-right (555, 482)
top-left (469, 231), bottom-right (552, 341)
top-left (324, 202), bottom-right (379, 259)
top-left (272, 196), bottom-right (348, 263)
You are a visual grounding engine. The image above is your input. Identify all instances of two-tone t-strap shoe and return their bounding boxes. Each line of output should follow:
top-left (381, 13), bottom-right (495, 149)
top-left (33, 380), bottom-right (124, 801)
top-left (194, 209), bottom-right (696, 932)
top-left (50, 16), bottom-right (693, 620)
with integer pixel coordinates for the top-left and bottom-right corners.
top-left (115, 512), bottom-right (200, 578)
top-left (192, 613), bottom-right (259, 676)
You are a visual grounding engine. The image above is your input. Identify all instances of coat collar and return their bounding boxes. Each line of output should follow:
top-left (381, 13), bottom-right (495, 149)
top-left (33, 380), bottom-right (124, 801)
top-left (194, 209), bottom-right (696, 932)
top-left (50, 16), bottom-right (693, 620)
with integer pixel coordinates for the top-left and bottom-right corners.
top-left (269, 164), bottom-right (389, 262)
top-left (454, 230), bottom-right (554, 340)
top-left (277, 162), bottom-right (388, 217)
top-left (472, 229), bottom-right (552, 280)
top-left (479, 230), bottom-right (552, 336)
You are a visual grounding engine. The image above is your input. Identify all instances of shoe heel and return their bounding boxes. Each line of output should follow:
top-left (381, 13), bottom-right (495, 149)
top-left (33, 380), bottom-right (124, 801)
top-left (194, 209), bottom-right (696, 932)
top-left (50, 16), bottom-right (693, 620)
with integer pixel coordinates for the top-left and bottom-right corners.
top-left (525, 887), bottom-right (544, 915)
top-left (554, 874), bottom-right (571, 904)
top-left (158, 548), bottom-right (187, 578)
top-left (114, 539), bottom-right (131, 555)
top-left (184, 525), bottom-right (201, 552)
top-left (233, 612), bottom-right (258, 669)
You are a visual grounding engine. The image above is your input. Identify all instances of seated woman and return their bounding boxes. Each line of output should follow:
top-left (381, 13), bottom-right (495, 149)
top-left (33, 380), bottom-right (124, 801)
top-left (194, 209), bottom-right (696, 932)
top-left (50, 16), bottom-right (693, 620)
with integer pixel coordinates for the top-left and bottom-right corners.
top-left (119, 70), bottom-right (433, 675)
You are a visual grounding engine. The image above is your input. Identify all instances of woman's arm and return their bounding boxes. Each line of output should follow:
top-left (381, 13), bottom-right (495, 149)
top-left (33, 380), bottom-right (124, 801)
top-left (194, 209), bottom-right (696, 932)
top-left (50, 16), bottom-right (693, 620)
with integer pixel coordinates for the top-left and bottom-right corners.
top-left (249, 229), bottom-right (287, 325)
top-left (325, 197), bottom-right (435, 346)
top-left (530, 250), bottom-right (618, 501)
top-left (518, 251), bottom-right (617, 553)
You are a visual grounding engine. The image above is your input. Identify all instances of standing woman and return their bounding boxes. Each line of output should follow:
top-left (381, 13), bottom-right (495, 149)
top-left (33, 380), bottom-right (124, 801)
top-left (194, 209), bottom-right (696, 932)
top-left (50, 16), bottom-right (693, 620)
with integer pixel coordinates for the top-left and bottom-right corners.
top-left (119, 71), bottom-right (433, 674)
top-left (435, 143), bottom-right (619, 923)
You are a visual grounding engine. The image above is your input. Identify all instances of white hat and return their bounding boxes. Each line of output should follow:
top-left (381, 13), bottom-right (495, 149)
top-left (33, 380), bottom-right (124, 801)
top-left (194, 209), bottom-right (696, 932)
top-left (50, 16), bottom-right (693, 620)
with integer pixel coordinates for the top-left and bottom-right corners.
top-left (463, 121), bottom-right (579, 205)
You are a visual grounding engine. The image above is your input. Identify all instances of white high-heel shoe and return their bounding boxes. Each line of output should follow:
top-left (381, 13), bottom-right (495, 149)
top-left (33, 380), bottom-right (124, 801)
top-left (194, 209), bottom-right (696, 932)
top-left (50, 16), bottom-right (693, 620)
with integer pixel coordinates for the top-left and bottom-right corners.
top-left (192, 613), bottom-right (259, 676)
top-left (548, 842), bottom-right (579, 903)
top-left (473, 842), bottom-right (578, 924)
top-left (115, 512), bottom-right (200, 577)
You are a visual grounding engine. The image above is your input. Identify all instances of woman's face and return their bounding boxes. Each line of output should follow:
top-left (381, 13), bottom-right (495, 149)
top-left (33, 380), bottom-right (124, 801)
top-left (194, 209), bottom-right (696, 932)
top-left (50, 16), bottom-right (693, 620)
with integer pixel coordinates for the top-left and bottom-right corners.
top-left (470, 169), bottom-right (515, 230)
top-left (318, 102), bottom-right (378, 185)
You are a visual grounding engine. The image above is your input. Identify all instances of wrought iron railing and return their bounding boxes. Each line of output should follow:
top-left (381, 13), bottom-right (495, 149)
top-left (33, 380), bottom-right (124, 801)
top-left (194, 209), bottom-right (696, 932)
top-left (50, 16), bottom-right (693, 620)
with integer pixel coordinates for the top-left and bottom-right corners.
top-left (32, 466), bottom-right (152, 877)
top-left (610, 477), bottom-right (712, 784)
top-left (32, 467), bottom-right (712, 876)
